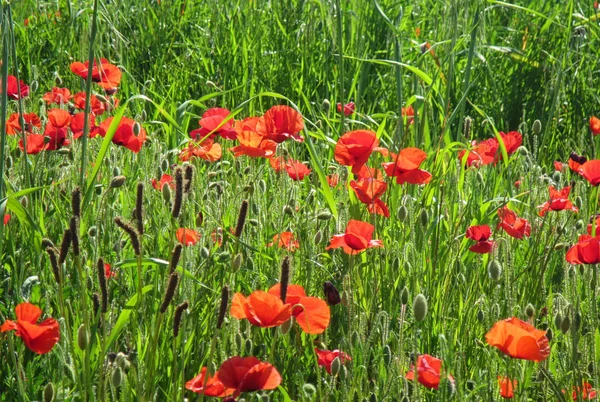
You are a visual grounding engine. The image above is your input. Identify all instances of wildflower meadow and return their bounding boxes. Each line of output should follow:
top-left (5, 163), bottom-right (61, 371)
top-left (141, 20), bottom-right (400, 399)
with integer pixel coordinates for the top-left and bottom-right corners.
top-left (3, 0), bottom-right (600, 401)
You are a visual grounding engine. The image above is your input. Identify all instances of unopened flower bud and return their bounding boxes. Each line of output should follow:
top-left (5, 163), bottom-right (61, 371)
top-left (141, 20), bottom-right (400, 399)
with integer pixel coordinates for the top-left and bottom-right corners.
top-left (88, 226), bottom-right (97, 237)
top-left (43, 382), bottom-right (55, 402)
top-left (400, 286), bottom-right (409, 305)
top-left (232, 253), bottom-right (243, 272)
top-left (322, 99), bottom-right (331, 113)
top-left (317, 211), bottom-right (332, 220)
top-left (488, 260), bottom-right (502, 281)
top-left (77, 324), bottom-right (88, 350)
top-left (560, 315), bottom-right (570, 334)
top-left (110, 175), bottom-right (126, 189)
top-left (419, 209), bottom-right (429, 226)
top-left (477, 309), bottom-right (484, 323)
top-left (162, 182), bottom-right (171, 204)
top-left (413, 294), bottom-right (428, 322)
top-left (330, 356), bottom-right (341, 376)
top-left (111, 367), bottom-right (123, 388)
top-left (397, 205), bottom-right (408, 222)
top-left (576, 219), bottom-right (585, 231)
top-left (525, 303), bottom-right (535, 319)
top-left (283, 205), bottom-right (294, 216)
top-left (314, 230), bottom-right (323, 245)
top-left (132, 122), bottom-right (141, 136)
top-left (532, 119), bottom-right (542, 135)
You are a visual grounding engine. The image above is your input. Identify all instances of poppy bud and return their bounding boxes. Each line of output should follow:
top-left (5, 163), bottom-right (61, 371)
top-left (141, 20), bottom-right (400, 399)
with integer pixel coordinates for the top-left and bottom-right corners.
top-left (132, 122), bottom-right (141, 136)
top-left (29, 80), bottom-right (38, 92)
top-left (532, 119), bottom-right (542, 135)
top-left (575, 219), bottom-right (585, 231)
top-left (466, 380), bottom-right (476, 391)
top-left (560, 315), bottom-right (570, 334)
top-left (302, 384), bottom-right (317, 399)
top-left (518, 146), bottom-right (529, 156)
top-left (397, 205), bottom-right (408, 222)
top-left (216, 251), bottom-right (230, 263)
top-left (551, 171), bottom-right (561, 184)
top-left (330, 357), bottom-right (341, 377)
top-left (283, 205), bottom-right (294, 215)
top-left (576, 196), bottom-right (583, 210)
top-left (232, 253), bottom-right (243, 272)
top-left (488, 260), bottom-right (502, 281)
top-left (110, 175), bottom-right (126, 189)
top-left (400, 286), bottom-right (409, 305)
top-left (322, 99), bottom-right (331, 113)
top-left (525, 303), bottom-right (535, 319)
top-left (413, 294), bottom-right (428, 322)
top-left (111, 367), bottom-right (123, 388)
top-left (574, 311), bottom-right (581, 331)
top-left (554, 243), bottom-right (567, 251)
top-left (200, 247), bottom-right (210, 259)
top-left (248, 218), bottom-right (259, 227)
top-left (258, 179), bottom-right (267, 194)
top-left (317, 211), bottom-right (332, 220)
top-left (419, 209), bottom-right (429, 226)
top-left (43, 382), bottom-right (55, 402)
top-left (161, 182), bottom-right (171, 204)
top-left (280, 318), bottom-right (292, 335)
top-left (477, 309), bottom-right (484, 323)
top-left (463, 116), bottom-right (473, 139)
top-left (314, 230), bottom-right (323, 245)
top-left (77, 324), bottom-right (88, 350)
top-left (88, 226), bottom-right (97, 237)
top-left (244, 338), bottom-right (253, 354)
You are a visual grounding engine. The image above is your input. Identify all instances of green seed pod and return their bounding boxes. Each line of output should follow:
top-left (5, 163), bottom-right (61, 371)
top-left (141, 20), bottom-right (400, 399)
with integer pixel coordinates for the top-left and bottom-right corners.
top-left (216, 252), bottom-right (230, 263)
top-left (554, 312), bottom-right (562, 329)
top-left (525, 303), bottom-right (535, 319)
top-left (317, 211), bottom-right (332, 220)
top-left (111, 367), bottom-right (123, 388)
top-left (162, 182), bottom-right (171, 204)
top-left (532, 119), bottom-right (542, 135)
top-left (413, 294), bottom-right (428, 322)
top-left (314, 230), bottom-right (323, 245)
top-left (110, 175), bottom-right (126, 189)
top-left (232, 253), bottom-right (243, 272)
top-left (77, 324), bottom-right (88, 350)
top-left (243, 166), bottom-right (251, 175)
top-left (113, 167), bottom-right (121, 177)
top-left (330, 357), bottom-right (341, 377)
top-left (161, 159), bottom-right (169, 173)
top-left (576, 219), bottom-right (585, 231)
top-left (43, 382), bottom-right (55, 402)
top-left (419, 209), bottom-right (429, 226)
top-left (396, 205), bottom-right (408, 222)
top-left (560, 315), bottom-right (570, 334)
top-left (400, 286), bottom-right (409, 305)
top-left (488, 260), bottom-right (502, 281)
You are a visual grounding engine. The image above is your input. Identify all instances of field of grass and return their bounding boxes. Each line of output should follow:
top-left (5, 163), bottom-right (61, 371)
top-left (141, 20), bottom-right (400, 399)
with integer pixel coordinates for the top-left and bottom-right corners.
top-left (3, 0), bottom-right (600, 401)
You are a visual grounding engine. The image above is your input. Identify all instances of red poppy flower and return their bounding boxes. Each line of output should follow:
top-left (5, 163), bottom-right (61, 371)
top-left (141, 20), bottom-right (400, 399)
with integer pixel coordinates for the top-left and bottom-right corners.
top-left (229, 119), bottom-right (277, 158)
top-left (334, 130), bottom-right (379, 174)
top-left (47, 109), bottom-right (72, 128)
top-left (326, 220), bottom-right (383, 255)
top-left (485, 317), bottom-right (550, 361)
top-left (350, 178), bottom-right (390, 218)
top-left (42, 87), bottom-right (71, 105)
top-left (230, 291), bottom-right (292, 328)
top-left (554, 161), bottom-right (564, 171)
top-left (497, 207), bottom-right (531, 239)
top-left (498, 131), bottom-right (522, 156)
top-left (261, 105), bottom-right (304, 143)
top-left (458, 138), bottom-right (499, 167)
top-left (570, 382), bottom-right (597, 400)
top-left (151, 174), bottom-right (174, 190)
top-left (402, 105), bottom-right (415, 124)
top-left (405, 354), bottom-right (453, 390)
top-left (98, 117), bottom-right (146, 153)
top-left (43, 123), bottom-right (70, 151)
top-left (176, 228), bottom-right (200, 246)
top-left (179, 138), bottom-right (222, 162)
top-left (3, 214), bottom-right (9, 225)
top-left (337, 101), bottom-right (355, 116)
top-left (356, 165), bottom-right (383, 180)
top-left (588, 216), bottom-right (600, 236)
top-left (70, 58), bottom-right (122, 92)
top-left (70, 112), bottom-right (98, 139)
top-left (104, 263), bottom-right (117, 279)
top-left (186, 367), bottom-right (234, 397)
top-left (6, 112), bottom-right (41, 135)
top-left (466, 225), bottom-right (495, 254)
top-left (538, 186), bottom-right (578, 216)
top-left (1, 302), bottom-right (60, 354)
top-left (268, 284), bottom-right (331, 334)
top-left (579, 160), bottom-right (600, 186)
top-left (382, 148), bottom-right (432, 185)
top-left (268, 232), bottom-right (300, 252)
top-left (217, 356), bottom-right (282, 397)
top-left (315, 348), bottom-right (352, 374)
top-left (190, 108), bottom-right (236, 141)
top-left (269, 156), bottom-right (286, 172)
top-left (514, 180), bottom-right (522, 189)
top-left (2, 76), bottom-right (29, 100)
top-left (498, 376), bottom-right (517, 399)
top-left (73, 92), bottom-right (107, 115)
top-left (591, 116), bottom-right (600, 136)
top-left (569, 152), bottom-right (587, 173)
top-left (19, 134), bottom-right (46, 154)
top-left (327, 174), bottom-right (339, 188)
top-left (566, 235), bottom-right (600, 264)
top-left (285, 160), bottom-right (311, 180)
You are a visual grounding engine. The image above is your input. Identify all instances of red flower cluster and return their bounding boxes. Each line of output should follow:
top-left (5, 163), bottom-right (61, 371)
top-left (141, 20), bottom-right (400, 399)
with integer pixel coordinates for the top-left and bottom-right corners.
top-left (315, 348), bottom-right (352, 374)
top-left (458, 131), bottom-right (522, 167)
top-left (70, 58), bottom-right (122, 93)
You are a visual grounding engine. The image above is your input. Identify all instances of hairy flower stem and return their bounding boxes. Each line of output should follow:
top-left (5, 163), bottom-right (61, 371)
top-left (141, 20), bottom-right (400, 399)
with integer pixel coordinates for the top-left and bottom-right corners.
top-left (74, 255), bottom-right (92, 402)
top-left (146, 313), bottom-right (164, 400)
top-left (8, 335), bottom-right (25, 402)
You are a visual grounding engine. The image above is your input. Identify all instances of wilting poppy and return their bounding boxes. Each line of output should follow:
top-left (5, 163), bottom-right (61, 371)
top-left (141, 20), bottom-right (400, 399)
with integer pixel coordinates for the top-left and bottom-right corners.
top-left (261, 105), bottom-right (304, 143)
top-left (405, 354), bottom-right (454, 390)
top-left (73, 92), bottom-right (107, 116)
top-left (566, 235), bottom-right (600, 264)
top-left (323, 281), bottom-right (341, 306)
top-left (3, 214), bottom-right (10, 225)
top-left (186, 367), bottom-right (234, 397)
top-left (268, 284), bottom-right (331, 334)
top-left (217, 356), bottom-right (282, 397)
top-left (2, 76), bottom-right (29, 100)
top-left (458, 138), bottom-right (499, 168)
top-left (315, 348), bottom-right (351, 374)
top-left (70, 58), bottom-right (122, 92)
top-left (591, 116), bottom-right (600, 136)
top-left (538, 186), bottom-right (578, 216)
top-left (579, 160), bottom-right (600, 186)
top-left (1, 302), bottom-right (60, 354)
top-left (569, 152), bottom-right (587, 173)
top-left (176, 228), bottom-right (200, 246)
top-left (180, 138), bottom-right (222, 162)
top-left (230, 291), bottom-right (292, 328)
top-left (42, 87), bottom-right (71, 105)
top-left (485, 317), bottom-right (550, 361)
top-left (190, 108), bottom-right (236, 141)
top-left (334, 130), bottom-right (379, 174)
top-left (498, 376), bottom-right (517, 399)
top-left (337, 101), bottom-right (355, 116)
top-left (382, 148), bottom-right (432, 185)
top-left (268, 232), bottom-right (300, 252)
top-left (6, 112), bottom-right (41, 135)
top-left (230, 120), bottom-right (277, 158)
top-left (98, 117), bottom-right (146, 153)
top-left (327, 220), bottom-right (383, 255)
top-left (327, 174), bottom-right (339, 188)
top-left (151, 174), bottom-right (174, 190)
top-left (285, 160), bottom-right (311, 180)
top-left (350, 177), bottom-right (389, 217)
top-left (466, 225), bottom-right (495, 254)
top-left (497, 207), bottom-right (531, 239)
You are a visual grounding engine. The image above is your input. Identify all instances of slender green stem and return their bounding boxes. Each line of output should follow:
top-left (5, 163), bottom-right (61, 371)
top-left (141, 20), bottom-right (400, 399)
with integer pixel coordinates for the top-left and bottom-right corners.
top-left (335, 0), bottom-right (344, 136)
top-left (0, 6), bottom-right (9, 259)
